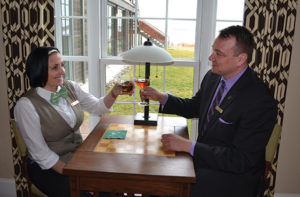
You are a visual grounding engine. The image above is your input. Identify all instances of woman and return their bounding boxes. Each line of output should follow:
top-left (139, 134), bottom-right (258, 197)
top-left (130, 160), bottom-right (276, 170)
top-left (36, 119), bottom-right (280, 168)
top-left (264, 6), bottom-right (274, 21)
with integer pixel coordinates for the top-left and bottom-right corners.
top-left (14, 46), bottom-right (133, 197)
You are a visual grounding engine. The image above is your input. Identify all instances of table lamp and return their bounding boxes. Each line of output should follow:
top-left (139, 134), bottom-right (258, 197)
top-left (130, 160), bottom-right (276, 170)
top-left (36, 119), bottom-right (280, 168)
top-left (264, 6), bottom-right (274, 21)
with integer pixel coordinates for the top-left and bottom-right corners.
top-left (122, 38), bottom-right (173, 125)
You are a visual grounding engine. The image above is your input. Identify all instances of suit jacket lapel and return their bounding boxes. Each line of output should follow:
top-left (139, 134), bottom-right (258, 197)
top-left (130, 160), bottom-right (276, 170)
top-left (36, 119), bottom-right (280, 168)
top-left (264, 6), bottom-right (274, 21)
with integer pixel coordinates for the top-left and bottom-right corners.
top-left (198, 74), bottom-right (221, 135)
top-left (220, 67), bottom-right (251, 110)
top-left (202, 68), bottom-right (251, 135)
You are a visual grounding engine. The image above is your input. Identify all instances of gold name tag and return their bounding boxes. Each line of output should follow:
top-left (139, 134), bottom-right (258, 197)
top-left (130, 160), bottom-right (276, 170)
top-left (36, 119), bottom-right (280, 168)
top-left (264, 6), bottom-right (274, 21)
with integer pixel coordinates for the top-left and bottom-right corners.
top-left (215, 106), bottom-right (223, 114)
top-left (71, 100), bottom-right (79, 106)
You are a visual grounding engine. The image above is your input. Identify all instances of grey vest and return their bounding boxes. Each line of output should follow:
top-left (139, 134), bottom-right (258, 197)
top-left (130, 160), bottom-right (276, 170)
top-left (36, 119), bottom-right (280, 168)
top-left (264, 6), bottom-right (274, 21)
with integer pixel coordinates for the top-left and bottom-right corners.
top-left (25, 80), bottom-right (84, 163)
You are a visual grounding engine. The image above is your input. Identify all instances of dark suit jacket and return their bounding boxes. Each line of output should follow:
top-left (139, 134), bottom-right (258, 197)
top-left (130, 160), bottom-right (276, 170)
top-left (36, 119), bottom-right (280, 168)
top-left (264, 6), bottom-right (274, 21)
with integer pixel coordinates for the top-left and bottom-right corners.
top-left (160, 68), bottom-right (277, 197)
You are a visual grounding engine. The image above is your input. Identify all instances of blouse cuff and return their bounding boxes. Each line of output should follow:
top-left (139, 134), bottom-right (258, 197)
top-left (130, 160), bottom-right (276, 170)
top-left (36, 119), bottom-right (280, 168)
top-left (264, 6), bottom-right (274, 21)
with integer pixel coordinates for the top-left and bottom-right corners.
top-left (98, 97), bottom-right (113, 113)
top-left (36, 152), bottom-right (59, 170)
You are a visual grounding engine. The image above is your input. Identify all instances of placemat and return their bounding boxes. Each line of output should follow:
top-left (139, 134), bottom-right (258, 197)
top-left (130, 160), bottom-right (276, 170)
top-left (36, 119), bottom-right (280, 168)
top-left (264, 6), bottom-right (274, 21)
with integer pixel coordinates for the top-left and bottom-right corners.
top-left (104, 130), bottom-right (127, 139)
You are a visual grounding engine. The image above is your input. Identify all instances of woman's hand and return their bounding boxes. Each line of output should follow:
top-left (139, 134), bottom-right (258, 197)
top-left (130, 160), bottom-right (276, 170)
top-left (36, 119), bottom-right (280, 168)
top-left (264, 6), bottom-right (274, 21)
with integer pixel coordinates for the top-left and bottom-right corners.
top-left (140, 86), bottom-right (167, 103)
top-left (52, 159), bottom-right (66, 174)
top-left (110, 81), bottom-right (135, 99)
top-left (104, 81), bottom-right (135, 109)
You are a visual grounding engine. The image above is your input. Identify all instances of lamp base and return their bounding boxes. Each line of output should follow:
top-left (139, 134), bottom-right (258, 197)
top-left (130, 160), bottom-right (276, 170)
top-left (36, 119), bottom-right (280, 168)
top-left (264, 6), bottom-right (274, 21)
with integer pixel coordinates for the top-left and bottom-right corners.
top-left (134, 113), bottom-right (158, 126)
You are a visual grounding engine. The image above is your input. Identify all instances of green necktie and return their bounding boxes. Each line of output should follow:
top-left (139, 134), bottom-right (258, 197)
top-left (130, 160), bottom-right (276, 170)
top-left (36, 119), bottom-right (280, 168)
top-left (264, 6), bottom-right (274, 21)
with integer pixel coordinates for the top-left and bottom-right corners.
top-left (50, 86), bottom-right (68, 105)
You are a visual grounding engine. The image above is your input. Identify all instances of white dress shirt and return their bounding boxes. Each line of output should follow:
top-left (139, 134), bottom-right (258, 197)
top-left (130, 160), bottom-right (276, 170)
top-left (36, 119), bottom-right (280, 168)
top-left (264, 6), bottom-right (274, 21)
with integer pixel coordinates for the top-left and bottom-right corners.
top-left (14, 80), bottom-right (112, 169)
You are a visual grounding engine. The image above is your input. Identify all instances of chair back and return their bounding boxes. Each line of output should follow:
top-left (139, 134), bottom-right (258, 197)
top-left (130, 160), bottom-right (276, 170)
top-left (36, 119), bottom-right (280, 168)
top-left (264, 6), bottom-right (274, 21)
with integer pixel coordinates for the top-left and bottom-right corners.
top-left (265, 124), bottom-right (282, 164)
top-left (10, 119), bottom-right (27, 158)
top-left (263, 123), bottom-right (282, 186)
top-left (257, 124), bottom-right (282, 197)
top-left (10, 119), bottom-right (48, 197)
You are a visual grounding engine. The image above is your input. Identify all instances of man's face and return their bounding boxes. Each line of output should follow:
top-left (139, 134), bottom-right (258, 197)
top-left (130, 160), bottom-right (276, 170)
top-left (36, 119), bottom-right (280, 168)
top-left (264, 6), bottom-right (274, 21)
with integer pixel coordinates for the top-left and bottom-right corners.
top-left (208, 36), bottom-right (245, 79)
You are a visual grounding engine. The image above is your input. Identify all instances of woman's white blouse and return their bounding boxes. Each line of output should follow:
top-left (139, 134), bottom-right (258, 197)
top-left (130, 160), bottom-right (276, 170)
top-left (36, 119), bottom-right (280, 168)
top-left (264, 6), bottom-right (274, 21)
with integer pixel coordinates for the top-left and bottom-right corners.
top-left (14, 80), bottom-right (112, 170)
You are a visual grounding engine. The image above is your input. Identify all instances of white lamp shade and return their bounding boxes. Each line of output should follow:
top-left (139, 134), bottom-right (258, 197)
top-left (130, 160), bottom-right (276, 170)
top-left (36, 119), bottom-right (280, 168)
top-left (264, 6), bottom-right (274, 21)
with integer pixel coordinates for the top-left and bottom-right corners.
top-left (122, 45), bottom-right (173, 64)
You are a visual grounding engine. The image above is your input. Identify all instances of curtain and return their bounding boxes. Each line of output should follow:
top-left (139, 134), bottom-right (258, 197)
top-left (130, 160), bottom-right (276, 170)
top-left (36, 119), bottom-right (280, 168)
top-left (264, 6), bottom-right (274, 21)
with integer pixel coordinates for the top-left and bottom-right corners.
top-left (243, 0), bottom-right (298, 196)
top-left (0, 0), bottom-right (55, 195)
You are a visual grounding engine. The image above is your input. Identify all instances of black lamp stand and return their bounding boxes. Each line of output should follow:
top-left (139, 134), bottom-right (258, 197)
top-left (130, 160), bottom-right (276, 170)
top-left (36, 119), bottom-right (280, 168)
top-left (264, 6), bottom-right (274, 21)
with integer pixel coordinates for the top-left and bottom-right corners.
top-left (134, 62), bottom-right (158, 126)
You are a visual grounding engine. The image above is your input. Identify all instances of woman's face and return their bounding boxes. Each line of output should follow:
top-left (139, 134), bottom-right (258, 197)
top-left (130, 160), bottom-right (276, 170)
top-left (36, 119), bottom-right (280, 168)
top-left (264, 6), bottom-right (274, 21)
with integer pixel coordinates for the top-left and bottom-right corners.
top-left (43, 52), bottom-right (65, 92)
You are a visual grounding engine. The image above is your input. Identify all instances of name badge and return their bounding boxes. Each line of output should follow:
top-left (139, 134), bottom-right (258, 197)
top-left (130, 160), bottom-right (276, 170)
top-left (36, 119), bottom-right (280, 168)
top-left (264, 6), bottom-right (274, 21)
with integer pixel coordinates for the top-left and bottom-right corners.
top-left (71, 100), bottom-right (79, 106)
top-left (215, 106), bottom-right (223, 114)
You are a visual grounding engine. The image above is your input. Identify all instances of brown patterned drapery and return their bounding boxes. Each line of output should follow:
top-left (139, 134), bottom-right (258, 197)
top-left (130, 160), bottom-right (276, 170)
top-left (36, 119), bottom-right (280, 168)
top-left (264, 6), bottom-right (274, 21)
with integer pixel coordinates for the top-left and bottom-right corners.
top-left (0, 0), bottom-right (55, 195)
top-left (243, 0), bottom-right (298, 196)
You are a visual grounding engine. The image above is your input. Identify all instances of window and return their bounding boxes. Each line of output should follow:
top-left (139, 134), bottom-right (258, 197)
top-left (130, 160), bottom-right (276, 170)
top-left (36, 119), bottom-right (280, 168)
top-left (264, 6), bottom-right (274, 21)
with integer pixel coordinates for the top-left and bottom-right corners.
top-left (54, 0), bottom-right (90, 138)
top-left (100, 0), bottom-right (199, 136)
top-left (55, 0), bottom-right (245, 140)
top-left (215, 0), bottom-right (244, 37)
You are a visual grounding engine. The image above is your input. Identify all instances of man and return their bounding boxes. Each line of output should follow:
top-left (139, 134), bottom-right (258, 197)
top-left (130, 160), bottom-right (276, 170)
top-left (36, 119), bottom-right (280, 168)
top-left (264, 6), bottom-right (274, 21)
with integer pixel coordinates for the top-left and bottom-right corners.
top-left (141, 25), bottom-right (277, 197)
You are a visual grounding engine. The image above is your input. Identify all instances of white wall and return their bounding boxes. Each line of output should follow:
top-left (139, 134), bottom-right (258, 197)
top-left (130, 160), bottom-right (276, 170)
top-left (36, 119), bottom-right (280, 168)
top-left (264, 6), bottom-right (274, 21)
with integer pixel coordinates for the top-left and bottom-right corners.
top-left (274, 0), bottom-right (300, 195)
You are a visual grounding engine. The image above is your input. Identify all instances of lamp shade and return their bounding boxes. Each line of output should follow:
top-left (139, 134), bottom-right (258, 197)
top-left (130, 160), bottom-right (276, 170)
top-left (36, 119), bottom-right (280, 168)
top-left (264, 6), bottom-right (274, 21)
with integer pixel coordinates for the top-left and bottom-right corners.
top-left (122, 43), bottom-right (173, 64)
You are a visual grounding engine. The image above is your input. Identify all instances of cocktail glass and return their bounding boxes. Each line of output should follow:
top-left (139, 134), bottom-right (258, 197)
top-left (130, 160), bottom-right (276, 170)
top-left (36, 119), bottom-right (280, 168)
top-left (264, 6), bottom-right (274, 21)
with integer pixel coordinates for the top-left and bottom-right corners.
top-left (135, 78), bottom-right (149, 106)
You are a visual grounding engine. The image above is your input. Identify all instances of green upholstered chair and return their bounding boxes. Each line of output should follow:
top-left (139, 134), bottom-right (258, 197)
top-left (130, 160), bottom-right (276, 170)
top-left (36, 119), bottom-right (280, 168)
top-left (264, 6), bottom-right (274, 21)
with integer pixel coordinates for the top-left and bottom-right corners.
top-left (257, 123), bottom-right (282, 197)
top-left (264, 123), bottom-right (282, 182)
top-left (10, 119), bottom-right (48, 197)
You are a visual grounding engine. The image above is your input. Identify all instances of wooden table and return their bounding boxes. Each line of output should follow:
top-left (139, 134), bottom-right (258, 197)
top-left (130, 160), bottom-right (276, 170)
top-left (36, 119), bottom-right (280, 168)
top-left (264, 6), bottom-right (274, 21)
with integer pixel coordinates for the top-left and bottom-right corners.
top-left (63, 115), bottom-right (196, 197)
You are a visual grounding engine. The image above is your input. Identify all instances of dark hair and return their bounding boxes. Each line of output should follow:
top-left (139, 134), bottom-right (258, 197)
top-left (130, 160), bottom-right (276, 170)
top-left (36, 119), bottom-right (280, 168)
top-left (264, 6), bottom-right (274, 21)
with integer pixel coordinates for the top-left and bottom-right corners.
top-left (218, 25), bottom-right (255, 63)
top-left (26, 46), bottom-right (60, 88)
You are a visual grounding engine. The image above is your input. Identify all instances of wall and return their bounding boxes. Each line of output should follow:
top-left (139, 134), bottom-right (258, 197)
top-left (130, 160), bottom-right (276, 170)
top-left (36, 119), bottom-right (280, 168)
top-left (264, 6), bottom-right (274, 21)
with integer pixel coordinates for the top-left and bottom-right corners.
top-left (0, 11), bottom-right (17, 197)
top-left (275, 0), bottom-right (300, 195)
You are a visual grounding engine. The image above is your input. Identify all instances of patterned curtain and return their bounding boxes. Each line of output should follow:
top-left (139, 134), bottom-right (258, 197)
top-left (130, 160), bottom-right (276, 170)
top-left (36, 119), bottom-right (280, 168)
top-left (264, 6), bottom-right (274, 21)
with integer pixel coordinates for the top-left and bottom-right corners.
top-left (243, 0), bottom-right (298, 196)
top-left (0, 0), bottom-right (55, 196)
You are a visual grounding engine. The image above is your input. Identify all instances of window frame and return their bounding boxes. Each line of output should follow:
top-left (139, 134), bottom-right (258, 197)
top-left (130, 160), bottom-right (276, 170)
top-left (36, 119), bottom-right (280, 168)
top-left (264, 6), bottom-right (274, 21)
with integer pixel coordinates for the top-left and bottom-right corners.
top-left (97, 0), bottom-right (218, 140)
top-left (55, 0), bottom-right (242, 140)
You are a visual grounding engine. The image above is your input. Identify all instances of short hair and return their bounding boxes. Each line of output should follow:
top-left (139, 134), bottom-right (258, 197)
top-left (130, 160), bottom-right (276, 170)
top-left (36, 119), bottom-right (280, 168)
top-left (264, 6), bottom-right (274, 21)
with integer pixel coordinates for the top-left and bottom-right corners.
top-left (218, 25), bottom-right (255, 63)
top-left (26, 46), bottom-right (60, 88)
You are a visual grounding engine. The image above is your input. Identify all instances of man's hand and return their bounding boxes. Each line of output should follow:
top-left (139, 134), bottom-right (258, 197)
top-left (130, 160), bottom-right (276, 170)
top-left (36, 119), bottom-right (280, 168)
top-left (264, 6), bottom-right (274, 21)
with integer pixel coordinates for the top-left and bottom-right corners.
top-left (161, 134), bottom-right (192, 153)
top-left (140, 86), bottom-right (167, 103)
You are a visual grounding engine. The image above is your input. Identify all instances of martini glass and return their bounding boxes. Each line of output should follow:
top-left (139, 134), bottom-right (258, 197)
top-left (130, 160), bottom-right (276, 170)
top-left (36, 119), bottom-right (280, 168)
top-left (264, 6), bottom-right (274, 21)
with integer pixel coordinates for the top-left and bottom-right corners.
top-left (135, 78), bottom-right (149, 106)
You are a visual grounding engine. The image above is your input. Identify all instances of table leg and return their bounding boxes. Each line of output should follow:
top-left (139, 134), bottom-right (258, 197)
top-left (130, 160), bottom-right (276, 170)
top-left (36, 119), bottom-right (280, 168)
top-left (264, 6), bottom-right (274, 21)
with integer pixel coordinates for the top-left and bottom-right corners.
top-left (69, 176), bottom-right (80, 197)
top-left (180, 183), bottom-right (190, 197)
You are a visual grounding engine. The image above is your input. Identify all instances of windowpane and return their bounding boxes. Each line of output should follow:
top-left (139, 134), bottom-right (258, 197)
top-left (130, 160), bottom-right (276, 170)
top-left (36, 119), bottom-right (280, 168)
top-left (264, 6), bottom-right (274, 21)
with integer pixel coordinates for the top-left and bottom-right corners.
top-left (139, 19), bottom-right (165, 47)
top-left (105, 64), bottom-right (135, 115)
top-left (138, 0), bottom-right (166, 18)
top-left (107, 18), bottom-right (135, 56)
top-left (215, 21), bottom-right (243, 38)
top-left (215, 0), bottom-right (244, 38)
top-left (168, 0), bottom-right (197, 19)
top-left (63, 61), bottom-right (89, 85)
top-left (216, 0), bottom-right (244, 21)
top-left (61, 18), bottom-right (88, 56)
top-left (167, 20), bottom-right (195, 58)
top-left (105, 64), bottom-right (132, 88)
top-left (61, 0), bottom-right (87, 16)
top-left (165, 66), bottom-right (194, 98)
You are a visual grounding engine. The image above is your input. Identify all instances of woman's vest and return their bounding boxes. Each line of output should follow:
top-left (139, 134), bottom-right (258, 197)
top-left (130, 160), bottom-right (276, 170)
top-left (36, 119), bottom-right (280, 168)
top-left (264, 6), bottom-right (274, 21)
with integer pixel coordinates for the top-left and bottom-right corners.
top-left (25, 80), bottom-right (84, 163)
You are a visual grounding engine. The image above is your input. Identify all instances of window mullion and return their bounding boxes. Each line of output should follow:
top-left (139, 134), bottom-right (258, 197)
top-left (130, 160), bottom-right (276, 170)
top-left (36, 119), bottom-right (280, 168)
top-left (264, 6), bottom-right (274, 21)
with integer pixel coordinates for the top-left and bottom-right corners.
top-left (134, 0), bottom-right (138, 46)
top-left (87, 0), bottom-right (100, 97)
top-left (101, 0), bottom-right (107, 58)
top-left (54, 0), bottom-right (63, 51)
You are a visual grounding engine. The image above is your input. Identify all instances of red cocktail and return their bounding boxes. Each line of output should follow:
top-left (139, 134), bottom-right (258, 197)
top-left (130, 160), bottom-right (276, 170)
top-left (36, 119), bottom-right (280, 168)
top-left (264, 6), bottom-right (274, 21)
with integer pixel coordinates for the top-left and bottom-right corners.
top-left (135, 79), bottom-right (149, 106)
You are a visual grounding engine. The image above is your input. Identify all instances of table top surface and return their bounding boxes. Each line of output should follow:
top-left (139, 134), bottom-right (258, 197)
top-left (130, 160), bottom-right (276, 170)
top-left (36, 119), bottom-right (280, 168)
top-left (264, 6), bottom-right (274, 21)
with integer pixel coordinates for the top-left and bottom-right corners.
top-left (63, 114), bottom-right (196, 183)
top-left (94, 123), bottom-right (176, 157)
